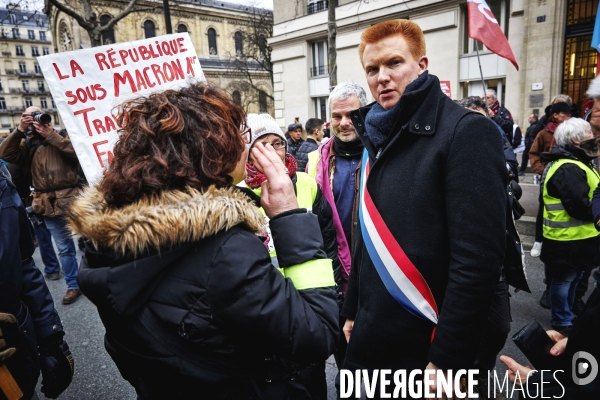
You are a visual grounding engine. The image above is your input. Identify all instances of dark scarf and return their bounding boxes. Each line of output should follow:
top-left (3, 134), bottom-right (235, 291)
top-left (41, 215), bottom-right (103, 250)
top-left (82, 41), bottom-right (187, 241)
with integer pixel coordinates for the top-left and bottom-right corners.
top-left (333, 136), bottom-right (364, 158)
top-left (244, 153), bottom-right (298, 189)
top-left (364, 71), bottom-right (431, 148)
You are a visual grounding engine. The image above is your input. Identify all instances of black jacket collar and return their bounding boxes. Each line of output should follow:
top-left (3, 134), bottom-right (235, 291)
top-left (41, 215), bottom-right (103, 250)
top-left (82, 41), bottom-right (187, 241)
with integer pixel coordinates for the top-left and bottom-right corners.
top-left (350, 74), bottom-right (445, 158)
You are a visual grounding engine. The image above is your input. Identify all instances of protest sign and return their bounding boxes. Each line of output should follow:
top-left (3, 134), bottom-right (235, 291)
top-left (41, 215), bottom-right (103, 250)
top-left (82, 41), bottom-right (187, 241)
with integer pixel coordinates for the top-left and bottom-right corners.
top-left (38, 32), bottom-right (205, 184)
top-left (440, 80), bottom-right (452, 98)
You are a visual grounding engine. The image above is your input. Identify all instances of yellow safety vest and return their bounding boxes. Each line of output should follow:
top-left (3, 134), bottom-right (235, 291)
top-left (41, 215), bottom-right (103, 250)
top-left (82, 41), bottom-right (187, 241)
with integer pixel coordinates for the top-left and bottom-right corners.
top-left (249, 172), bottom-right (334, 290)
top-left (542, 158), bottom-right (600, 241)
top-left (306, 150), bottom-right (320, 179)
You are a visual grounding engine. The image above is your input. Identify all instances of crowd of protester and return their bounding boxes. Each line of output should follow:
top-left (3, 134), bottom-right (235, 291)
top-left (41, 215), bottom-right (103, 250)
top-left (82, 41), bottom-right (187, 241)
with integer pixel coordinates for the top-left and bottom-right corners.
top-left (1, 17), bottom-right (599, 400)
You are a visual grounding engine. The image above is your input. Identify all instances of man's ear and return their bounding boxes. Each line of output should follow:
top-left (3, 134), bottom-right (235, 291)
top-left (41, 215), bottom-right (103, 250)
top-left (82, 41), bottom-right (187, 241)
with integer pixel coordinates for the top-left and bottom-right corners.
top-left (418, 56), bottom-right (429, 74)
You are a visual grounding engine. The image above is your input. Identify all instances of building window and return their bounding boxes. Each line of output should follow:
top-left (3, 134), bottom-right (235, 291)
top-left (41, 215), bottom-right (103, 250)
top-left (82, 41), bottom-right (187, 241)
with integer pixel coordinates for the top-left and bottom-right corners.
top-left (311, 40), bottom-right (328, 77)
top-left (25, 97), bottom-right (32, 107)
top-left (38, 81), bottom-right (45, 92)
top-left (40, 97), bottom-right (47, 109)
top-left (22, 80), bottom-right (30, 91)
top-left (18, 62), bottom-right (26, 73)
top-left (28, 30), bottom-right (35, 40)
top-left (234, 31), bottom-right (243, 56)
top-left (40, 31), bottom-right (46, 41)
top-left (42, 47), bottom-right (49, 55)
top-left (307, 0), bottom-right (329, 15)
top-left (313, 96), bottom-right (328, 120)
top-left (144, 20), bottom-right (156, 39)
top-left (177, 24), bottom-right (188, 33)
top-left (232, 90), bottom-right (241, 106)
top-left (51, 98), bottom-right (56, 108)
top-left (9, 14), bottom-right (16, 24)
top-left (462, 0), bottom-right (506, 54)
top-left (1, 116), bottom-right (9, 127)
top-left (12, 28), bottom-right (19, 39)
top-left (562, 0), bottom-right (599, 111)
top-left (563, 35), bottom-right (597, 110)
top-left (15, 45), bottom-right (24, 56)
top-left (259, 91), bottom-right (268, 113)
top-left (208, 28), bottom-right (217, 55)
top-left (0, 80), bottom-right (3, 92)
top-left (0, 98), bottom-right (4, 110)
top-left (34, 63), bottom-right (42, 74)
top-left (101, 15), bottom-right (116, 45)
top-left (32, 46), bottom-right (39, 56)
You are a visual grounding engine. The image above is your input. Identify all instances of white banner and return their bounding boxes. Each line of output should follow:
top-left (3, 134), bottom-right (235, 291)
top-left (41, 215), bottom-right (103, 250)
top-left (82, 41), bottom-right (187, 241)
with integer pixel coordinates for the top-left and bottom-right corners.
top-left (38, 32), bottom-right (205, 184)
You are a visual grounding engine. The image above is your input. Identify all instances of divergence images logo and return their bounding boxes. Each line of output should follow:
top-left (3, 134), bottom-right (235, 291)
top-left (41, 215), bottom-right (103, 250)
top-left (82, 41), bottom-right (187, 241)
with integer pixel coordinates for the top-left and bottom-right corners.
top-left (572, 351), bottom-right (598, 386)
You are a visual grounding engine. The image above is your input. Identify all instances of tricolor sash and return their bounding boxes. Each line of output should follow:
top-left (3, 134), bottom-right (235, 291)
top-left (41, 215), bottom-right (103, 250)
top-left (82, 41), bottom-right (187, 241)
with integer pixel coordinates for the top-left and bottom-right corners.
top-left (359, 150), bottom-right (439, 327)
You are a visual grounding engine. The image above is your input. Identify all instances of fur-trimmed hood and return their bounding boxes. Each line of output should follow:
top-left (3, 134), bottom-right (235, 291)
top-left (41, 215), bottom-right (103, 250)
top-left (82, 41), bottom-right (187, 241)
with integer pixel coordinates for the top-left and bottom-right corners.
top-left (67, 185), bottom-right (264, 256)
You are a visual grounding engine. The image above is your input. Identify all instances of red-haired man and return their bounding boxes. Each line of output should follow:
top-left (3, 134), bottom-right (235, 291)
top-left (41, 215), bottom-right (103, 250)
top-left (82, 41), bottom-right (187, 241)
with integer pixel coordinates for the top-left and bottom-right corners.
top-left (341, 19), bottom-right (508, 396)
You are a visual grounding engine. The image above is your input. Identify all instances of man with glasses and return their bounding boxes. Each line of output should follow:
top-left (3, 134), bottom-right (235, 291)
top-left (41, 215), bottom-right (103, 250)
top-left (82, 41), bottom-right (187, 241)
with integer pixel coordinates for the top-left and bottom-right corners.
top-left (0, 107), bottom-right (83, 304)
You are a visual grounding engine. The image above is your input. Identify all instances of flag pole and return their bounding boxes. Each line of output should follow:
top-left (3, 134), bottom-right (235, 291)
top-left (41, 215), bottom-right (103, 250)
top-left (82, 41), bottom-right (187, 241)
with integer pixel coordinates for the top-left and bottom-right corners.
top-left (474, 39), bottom-right (487, 96)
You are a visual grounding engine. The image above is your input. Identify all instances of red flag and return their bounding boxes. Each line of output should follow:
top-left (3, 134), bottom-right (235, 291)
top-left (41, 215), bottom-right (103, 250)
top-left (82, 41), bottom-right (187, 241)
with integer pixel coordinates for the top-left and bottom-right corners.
top-left (468, 0), bottom-right (519, 70)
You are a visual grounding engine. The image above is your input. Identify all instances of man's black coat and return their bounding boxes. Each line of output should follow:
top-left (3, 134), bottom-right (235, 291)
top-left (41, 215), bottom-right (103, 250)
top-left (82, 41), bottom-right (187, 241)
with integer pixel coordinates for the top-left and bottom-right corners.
top-left (342, 75), bottom-right (507, 372)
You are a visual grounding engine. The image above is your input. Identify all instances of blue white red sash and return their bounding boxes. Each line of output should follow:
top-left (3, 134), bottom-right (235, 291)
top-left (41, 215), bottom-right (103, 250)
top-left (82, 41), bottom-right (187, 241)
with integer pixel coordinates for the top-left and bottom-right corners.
top-left (359, 150), bottom-right (439, 326)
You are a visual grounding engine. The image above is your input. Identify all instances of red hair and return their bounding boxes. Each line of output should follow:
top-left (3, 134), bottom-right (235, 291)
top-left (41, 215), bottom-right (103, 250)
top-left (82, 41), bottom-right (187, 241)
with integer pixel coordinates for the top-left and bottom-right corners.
top-left (101, 83), bottom-right (246, 207)
top-left (358, 20), bottom-right (426, 63)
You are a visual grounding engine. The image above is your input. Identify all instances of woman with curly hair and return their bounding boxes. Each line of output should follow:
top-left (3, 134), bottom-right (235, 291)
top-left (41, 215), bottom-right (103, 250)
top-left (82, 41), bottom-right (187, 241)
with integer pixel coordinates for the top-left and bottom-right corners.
top-left (67, 83), bottom-right (339, 399)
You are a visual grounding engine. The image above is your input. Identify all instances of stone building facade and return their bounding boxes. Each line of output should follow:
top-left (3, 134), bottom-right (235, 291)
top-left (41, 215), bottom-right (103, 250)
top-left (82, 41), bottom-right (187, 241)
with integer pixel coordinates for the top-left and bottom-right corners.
top-left (270, 0), bottom-right (597, 130)
top-left (0, 6), bottom-right (57, 137)
top-left (44, 0), bottom-right (273, 115)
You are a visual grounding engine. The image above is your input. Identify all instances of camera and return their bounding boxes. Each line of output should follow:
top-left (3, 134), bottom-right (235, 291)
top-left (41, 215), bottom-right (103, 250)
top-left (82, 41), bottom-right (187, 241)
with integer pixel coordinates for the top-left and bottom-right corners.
top-left (25, 206), bottom-right (43, 227)
top-left (30, 111), bottom-right (52, 125)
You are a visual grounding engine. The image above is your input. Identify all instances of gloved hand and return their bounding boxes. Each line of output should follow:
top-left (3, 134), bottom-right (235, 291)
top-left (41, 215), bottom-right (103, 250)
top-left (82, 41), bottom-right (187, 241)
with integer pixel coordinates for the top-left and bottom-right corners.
top-left (39, 336), bottom-right (74, 399)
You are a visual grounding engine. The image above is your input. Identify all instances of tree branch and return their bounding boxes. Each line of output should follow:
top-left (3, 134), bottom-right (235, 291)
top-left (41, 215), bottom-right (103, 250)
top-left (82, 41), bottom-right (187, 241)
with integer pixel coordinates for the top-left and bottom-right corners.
top-left (105, 0), bottom-right (139, 31)
top-left (48, 0), bottom-right (93, 30)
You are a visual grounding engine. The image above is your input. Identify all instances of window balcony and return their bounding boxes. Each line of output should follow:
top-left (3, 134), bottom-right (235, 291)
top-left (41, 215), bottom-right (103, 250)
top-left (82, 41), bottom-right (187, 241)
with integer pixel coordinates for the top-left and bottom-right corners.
top-left (310, 65), bottom-right (328, 77)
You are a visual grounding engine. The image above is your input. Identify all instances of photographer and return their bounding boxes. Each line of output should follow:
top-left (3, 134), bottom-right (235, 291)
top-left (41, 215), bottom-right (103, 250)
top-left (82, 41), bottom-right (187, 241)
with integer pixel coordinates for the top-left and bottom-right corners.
top-left (0, 107), bottom-right (83, 304)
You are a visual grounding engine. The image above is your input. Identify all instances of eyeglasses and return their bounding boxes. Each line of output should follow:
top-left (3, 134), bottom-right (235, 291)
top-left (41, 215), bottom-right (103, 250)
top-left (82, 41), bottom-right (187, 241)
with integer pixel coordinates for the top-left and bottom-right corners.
top-left (269, 140), bottom-right (286, 151)
top-left (240, 126), bottom-right (251, 144)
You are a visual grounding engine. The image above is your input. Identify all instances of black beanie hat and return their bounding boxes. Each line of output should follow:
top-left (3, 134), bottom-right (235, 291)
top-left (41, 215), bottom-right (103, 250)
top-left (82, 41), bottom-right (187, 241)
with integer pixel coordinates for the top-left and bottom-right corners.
top-left (550, 102), bottom-right (572, 115)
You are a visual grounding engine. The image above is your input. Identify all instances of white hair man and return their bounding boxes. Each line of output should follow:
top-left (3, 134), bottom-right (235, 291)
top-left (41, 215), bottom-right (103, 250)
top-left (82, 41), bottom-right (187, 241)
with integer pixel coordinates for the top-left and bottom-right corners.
top-left (485, 88), bottom-right (514, 140)
top-left (539, 118), bottom-right (599, 333)
top-left (305, 81), bottom-right (368, 372)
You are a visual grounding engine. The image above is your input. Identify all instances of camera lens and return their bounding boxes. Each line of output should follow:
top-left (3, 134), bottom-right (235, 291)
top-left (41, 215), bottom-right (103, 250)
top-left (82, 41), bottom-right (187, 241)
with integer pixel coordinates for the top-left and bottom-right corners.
top-left (33, 113), bottom-right (52, 124)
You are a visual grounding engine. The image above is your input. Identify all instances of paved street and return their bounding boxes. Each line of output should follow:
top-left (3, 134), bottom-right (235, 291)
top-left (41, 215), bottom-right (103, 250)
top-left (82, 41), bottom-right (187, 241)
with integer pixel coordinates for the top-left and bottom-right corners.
top-left (31, 180), bottom-right (595, 399)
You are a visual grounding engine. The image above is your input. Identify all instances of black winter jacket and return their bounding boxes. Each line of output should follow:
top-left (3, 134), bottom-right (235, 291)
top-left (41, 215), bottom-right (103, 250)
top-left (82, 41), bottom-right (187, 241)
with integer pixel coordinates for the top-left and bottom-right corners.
top-left (0, 164), bottom-right (64, 400)
top-left (295, 138), bottom-right (319, 172)
top-left (249, 174), bottom-right (342, 304)
top-left (491, 105), bottom-right (514, 138)
top-left (71, 186), bottom-right (339, 399)
top-left (540, 146), bottom-right (600, 271)
top-left (287, 137), bottom-right (305, 158)
top-left (343, 74), bottom-right (507, 372)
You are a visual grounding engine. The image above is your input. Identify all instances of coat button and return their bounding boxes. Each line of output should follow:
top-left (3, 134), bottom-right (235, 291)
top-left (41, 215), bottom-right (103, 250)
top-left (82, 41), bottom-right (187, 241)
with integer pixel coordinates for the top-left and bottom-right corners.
top-left (414, 124), bottom-right (419, 129)
top-left (425, 125), bottom-right (431, 131)
top-left (354, 222), bottom-right (357, 226)
top-left (53, 325), bottom-right (58, 331)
